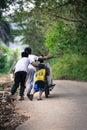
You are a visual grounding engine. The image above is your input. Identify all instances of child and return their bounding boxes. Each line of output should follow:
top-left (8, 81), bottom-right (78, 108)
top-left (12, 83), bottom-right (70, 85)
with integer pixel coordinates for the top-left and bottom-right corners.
top-left (24, 47), bottom-right (50, 99)
top-left (29, 59), bottom-right (49, 101)
top-left (9, 51), bottom-right (35, 101)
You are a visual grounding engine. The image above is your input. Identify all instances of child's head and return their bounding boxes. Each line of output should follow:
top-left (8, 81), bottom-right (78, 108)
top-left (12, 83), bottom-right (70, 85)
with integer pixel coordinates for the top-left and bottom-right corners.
top-left (24, 47), bottom-right (32, 54)
top-left (38, 59), bottom-right (44, 63)
top-left (38, 63), bottom-right (45, 70)
top-left (21, 52), bottom-right (28, 57)
top-left (38, 59), bottom-right (45, 70)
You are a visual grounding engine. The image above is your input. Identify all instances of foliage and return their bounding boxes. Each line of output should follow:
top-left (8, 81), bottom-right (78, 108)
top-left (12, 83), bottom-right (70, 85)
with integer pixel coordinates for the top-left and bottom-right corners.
top-left (1, 0), bottom-right (87, 46)
top-left (8, 49), bottom-right (19, 73)
top-left (0, 46), bottom-right (8, 73)
top-left (0, 20), bottom-right (13, 45)
top-left (0, 0), bottom-right (15, 45)
top-left (0, 54), bottom-right (8, 73)
top-left (0, 0), bottom-right (87, 81)
top-left (45, 20), bottom-right (87, 81)
top-left (73, 24), bottom-right (87, 55)
top-left (45, 21), bottom-right (73, 55)
top-left (0, 46), bottom-right (19, 74)
top-left (52, 54), bottom-right (87, 81)
top-left (34, 0), bottom-right (87, 28)
top-left (9, 6), bottom-right (49, 55)
top-left (0, 0), bottom-right (15, 9)
top-left (45, 20), bottom-right (87, 56)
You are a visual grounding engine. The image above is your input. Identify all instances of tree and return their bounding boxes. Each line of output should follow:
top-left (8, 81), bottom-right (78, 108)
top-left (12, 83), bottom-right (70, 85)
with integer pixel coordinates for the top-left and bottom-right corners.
top-left (0, 20), bottom-right (13, 45)
top-left (0, 0), bottom-right (14, 45)
top-left (1, 0), bottom-right (86, 54)
top-left (0, 46), bottom-right (19, 73)
top-left (8, 1), bottom-right (49, 55)
top-left (45, 21), bottom-right (73, 56)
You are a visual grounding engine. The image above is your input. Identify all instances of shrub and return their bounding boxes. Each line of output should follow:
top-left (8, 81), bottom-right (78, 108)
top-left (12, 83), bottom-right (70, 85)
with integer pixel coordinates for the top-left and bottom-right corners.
top-left (52, 54), bottom-right (87, 81)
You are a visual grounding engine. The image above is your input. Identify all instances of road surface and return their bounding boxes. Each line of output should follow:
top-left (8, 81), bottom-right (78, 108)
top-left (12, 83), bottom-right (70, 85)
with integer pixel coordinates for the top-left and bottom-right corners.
top-left (16, 80), bottom-right (87, 130)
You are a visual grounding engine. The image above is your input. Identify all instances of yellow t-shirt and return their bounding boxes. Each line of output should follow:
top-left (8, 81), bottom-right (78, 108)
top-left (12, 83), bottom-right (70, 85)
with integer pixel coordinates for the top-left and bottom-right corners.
top-left (34, 69), bottom-right (46, 83)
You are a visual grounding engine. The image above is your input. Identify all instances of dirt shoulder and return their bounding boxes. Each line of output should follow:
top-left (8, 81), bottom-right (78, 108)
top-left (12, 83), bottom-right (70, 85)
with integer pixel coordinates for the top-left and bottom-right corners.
top-left (0, 74), bottom-right (29, 130)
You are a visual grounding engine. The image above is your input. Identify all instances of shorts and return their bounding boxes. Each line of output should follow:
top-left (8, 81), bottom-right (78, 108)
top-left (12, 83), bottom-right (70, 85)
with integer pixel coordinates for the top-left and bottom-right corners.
top-left (34, 81), bottom-right (45, 92)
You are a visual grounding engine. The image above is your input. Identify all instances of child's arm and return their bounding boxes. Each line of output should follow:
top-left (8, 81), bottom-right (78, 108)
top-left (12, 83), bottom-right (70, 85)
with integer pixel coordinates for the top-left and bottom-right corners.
top-left (31, 62), bottom-right (38, 67)
top-left (38, 56), bottom-right (49, 61)
top-left (38, 55), bottom-right (54, 61)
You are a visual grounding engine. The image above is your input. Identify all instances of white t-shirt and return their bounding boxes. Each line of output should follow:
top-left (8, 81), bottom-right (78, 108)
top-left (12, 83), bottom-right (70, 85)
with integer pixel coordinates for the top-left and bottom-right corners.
top-left (28, 54), bottom-right (39, 71)
top-left (14, 57), bottom-right (32, 73)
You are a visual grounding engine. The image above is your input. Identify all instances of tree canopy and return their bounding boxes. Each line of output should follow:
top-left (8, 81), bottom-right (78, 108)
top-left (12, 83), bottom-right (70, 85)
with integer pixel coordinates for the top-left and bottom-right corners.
top-left (0, 0), bottom-right (87, 80)
top-left (1, 0), bottom-right (87, 51)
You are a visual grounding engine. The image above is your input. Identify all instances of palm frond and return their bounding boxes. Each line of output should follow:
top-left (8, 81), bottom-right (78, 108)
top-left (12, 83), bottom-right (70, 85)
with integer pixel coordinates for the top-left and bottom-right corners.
top-left (0, 20), bottom-right (13, 46)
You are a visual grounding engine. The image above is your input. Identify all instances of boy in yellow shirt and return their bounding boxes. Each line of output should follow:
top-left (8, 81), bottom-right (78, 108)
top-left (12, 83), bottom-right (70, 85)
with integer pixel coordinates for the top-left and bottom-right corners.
top-left (29, 60), bottom-right (49, 100)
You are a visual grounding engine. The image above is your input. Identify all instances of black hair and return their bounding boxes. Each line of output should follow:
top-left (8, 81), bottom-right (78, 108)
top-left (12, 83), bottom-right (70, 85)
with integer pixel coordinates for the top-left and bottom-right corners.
top-left (24, 47), bottom-right (31, 54)
top-left (38, 58), bottom-right (44, 63)
top-left (38, 63), bottom-right (45, 70)
top-left (21, 52), bottom-right (28, 57)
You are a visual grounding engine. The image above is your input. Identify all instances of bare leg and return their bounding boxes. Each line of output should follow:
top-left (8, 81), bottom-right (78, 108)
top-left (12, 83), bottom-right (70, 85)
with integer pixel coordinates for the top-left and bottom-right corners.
top-left (37, 91), bottom-right (43, 100)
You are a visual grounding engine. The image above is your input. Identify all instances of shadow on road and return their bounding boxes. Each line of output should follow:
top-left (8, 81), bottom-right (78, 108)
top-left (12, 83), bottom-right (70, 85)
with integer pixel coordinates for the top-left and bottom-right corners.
top-left (48, 92), bottom-right (87, 100)
top-left (49, 93), bottom-right (74, 99)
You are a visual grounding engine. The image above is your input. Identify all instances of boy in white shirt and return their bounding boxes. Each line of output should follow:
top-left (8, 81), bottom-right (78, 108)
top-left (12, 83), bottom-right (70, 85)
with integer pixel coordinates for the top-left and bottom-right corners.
top-left (24, 47), bottom-right (55, 100)
top-left (10, 51), bottom-right (36, 101)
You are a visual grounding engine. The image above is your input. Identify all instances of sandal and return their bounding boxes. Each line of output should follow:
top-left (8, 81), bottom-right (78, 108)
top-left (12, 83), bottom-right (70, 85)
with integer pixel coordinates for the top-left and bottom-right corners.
top-left (27, 94), bottom-right (33, 101)
top-left (19, 96), bottom-right (24, 101)
top-left (37, 98), bottom-right (42, 101)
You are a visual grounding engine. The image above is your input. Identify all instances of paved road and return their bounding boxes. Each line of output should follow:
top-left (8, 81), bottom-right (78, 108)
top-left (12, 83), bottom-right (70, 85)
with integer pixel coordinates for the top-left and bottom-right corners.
top-left (16, 80), bottom-right (87, 130)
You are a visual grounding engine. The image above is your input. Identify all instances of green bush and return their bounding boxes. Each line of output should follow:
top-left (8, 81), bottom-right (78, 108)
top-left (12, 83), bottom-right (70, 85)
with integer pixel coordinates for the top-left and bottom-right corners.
top-left (0, 54), bottom-right (8, 73)
top-left (0, 46), bottom-right (19, 74)
top-left (52, 54), bottom-right (87, 81)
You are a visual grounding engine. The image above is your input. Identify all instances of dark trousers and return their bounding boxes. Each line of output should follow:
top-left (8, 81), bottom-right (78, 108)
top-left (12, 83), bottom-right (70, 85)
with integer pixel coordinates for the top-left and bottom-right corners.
top-left (11, 71), bottom-right (27, 96)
